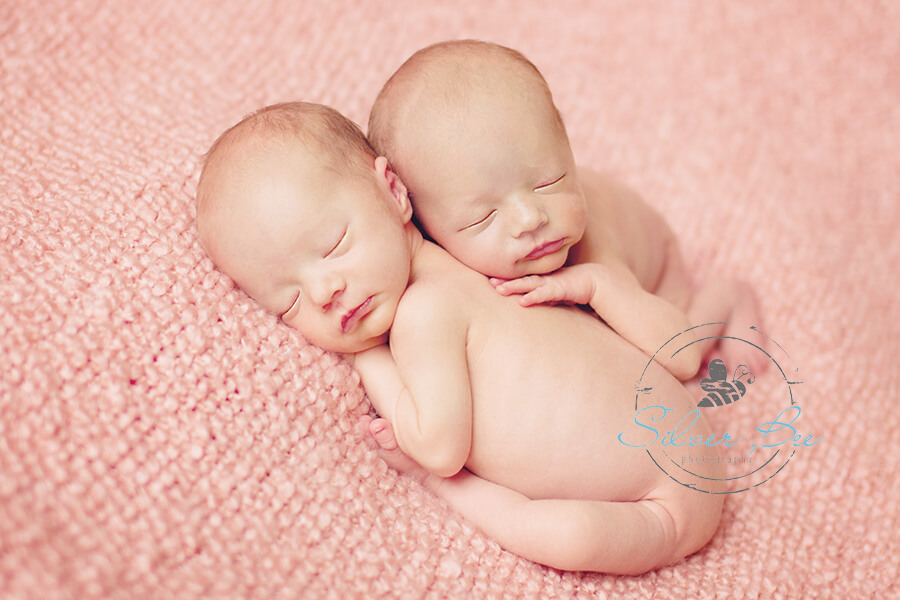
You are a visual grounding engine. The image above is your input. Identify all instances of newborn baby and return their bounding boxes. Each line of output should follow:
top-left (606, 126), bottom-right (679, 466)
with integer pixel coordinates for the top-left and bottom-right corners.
top-left (368, 40), bottom-right (765, 374)
top-left (196, 101), bottom-right (723, 575)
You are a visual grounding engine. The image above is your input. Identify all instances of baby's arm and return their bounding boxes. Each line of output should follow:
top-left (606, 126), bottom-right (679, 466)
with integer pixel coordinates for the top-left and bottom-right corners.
top-left (354, 290), bottom-right (472, 477)
top-left (368, 418), bottom-right (703, 575)
top-left (349, 344), bottom-right (404, 422)
top-left (492, 263), bottom-right (700, 380)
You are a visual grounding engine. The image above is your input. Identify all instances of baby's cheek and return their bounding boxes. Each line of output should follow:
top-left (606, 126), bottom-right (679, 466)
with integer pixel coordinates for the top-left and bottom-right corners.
top-left (450, 236), bottom-right (501, 273)
top-left (568, 198), bottom-right (589, 239)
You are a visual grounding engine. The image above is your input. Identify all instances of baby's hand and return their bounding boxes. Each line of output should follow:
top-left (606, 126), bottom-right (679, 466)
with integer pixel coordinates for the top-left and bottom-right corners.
top-left (490, 264), bottom-right (602, 307)
top-left (362, 415), bottom-right (435, 487)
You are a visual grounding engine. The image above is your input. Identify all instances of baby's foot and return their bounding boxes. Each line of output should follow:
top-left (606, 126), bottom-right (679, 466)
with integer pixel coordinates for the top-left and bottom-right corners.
top-left (363, 416), bottom-right (434, 486)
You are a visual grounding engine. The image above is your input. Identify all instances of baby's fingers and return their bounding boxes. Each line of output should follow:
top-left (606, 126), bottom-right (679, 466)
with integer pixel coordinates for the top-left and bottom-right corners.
top-left (492, 275), bottom-right (545, 296)
top-left (519, 282), bottom-right (568, 307)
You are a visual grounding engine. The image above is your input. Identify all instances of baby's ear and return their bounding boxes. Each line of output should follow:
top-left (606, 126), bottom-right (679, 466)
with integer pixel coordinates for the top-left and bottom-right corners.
top-left (374, 156), bottom-right (413, 223)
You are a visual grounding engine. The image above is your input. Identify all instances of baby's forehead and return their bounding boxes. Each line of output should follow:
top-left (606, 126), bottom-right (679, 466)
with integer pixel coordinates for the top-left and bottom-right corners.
top-left (205, 156), bottom-right (341, 269)
top-left (206, 140), bottom-right (331, 224)
top-left (399, 83), bottom-right (558, 154)
top-left (220, 131), bottom-right (333, 186)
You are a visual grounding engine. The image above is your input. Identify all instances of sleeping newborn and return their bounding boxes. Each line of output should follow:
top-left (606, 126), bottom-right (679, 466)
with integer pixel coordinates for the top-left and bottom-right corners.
top-left (195, 101), bottom-right (723, 575)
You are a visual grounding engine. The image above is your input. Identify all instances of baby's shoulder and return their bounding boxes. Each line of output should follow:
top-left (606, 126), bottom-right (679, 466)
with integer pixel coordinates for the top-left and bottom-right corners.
top-left (394, 240), bottom-right (485, 338)
top-left (392, 276), bottom-right (470, 342)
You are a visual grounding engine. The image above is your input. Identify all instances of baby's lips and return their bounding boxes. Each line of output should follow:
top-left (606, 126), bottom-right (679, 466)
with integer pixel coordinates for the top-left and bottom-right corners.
top-left (341, 296), bottom-right (373, 333)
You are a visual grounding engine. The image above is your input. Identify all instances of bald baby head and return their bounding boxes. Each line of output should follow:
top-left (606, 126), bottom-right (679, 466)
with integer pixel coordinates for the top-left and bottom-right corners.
top-left (368, 40), bottom-right (566, 187)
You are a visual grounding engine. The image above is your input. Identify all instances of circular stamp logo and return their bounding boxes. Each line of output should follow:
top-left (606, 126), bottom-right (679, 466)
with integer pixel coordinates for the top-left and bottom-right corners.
top-left (618, 323), bottom-right (819, 494)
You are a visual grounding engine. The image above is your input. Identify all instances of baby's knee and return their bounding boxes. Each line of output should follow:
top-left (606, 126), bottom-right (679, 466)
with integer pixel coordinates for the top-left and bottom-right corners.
top-left (538, 505), bottom-right (608, 572)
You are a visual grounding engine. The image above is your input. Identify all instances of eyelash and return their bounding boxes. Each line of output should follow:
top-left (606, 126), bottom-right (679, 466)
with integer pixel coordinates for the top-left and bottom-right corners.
top-left (463, 210), bottom-right (497, 231)
top-left (282, 291), bottom-right (301, 318)
top-left (325, 228), bottom-right (348, 257)
top-left (534, 172), bottom-right (566, 191)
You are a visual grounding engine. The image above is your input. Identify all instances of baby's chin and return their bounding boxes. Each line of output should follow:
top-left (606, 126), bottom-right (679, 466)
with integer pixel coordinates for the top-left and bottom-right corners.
top-left (310, 331), bottom-right (388, 356)
top-left (345, 334), bottom-right (389, 354)
top-left (506, 251), bottom-right (570, 279)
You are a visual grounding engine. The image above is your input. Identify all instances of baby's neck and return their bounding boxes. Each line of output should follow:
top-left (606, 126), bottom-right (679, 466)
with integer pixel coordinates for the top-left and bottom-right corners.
top-left (405, 225), bottom-right (438, 283)
top-left (405, 222), bottom-right (425, 256)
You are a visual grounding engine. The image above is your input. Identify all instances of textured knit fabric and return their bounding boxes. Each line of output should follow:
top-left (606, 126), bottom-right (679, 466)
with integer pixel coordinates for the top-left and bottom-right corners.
top-left (1, 1), bottom-right (898, 598)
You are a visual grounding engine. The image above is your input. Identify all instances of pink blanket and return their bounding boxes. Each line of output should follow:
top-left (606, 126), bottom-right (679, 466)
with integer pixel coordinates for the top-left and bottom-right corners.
top-left (2, 1), bottom-right (898, 597)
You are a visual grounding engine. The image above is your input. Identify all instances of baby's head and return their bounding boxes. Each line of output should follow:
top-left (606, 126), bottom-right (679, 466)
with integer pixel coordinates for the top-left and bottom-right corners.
top-left (197, 102), bottom-right (416, 353)
top-left (369, 40), bottom-right (586, 280)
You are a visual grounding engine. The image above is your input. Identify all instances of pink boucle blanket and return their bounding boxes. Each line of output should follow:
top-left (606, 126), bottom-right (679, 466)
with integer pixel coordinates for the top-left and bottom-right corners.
top-left (2, 1), bottom-right (898, 598)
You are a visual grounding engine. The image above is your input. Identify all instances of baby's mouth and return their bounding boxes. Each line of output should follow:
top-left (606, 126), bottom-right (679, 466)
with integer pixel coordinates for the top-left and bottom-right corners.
top-left (341, 296), bottom-right (373, 333)
top-left (525, 238), bottom-right (565, 260)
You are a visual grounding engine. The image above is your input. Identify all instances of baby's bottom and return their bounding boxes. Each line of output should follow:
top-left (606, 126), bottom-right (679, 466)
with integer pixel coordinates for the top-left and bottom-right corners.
top-left (363, 417), bottom-right (721, 575)
top-left (654, 237), bottom-right (767, 375)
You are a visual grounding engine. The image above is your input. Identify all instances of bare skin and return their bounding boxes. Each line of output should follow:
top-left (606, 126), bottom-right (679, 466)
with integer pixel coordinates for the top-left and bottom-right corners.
top-left (369, 40), bottom-right (767, 377)
top-left (363, 414), bottom-right (720, 575)
top-left (198, 102), bottom-right (724, 575)
top-left (353, 236), bottom-right (723, 574)
top-left (565, 168), bottom-right (766, 375)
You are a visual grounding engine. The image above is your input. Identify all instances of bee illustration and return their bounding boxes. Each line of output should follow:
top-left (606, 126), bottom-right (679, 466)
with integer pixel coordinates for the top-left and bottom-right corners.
top-left (697, 359), bottom-right (755, 408)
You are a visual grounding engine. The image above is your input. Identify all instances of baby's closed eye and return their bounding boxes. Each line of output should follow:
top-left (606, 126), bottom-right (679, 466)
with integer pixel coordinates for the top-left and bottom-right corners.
top-left (459, 210), bottom-right (497, 232)
top-left (533, 173), bottom-right (566, 192)
top-left (281, 290), bottom-right (301, 318)
top-left (324, 227), bottom-right (348, 257)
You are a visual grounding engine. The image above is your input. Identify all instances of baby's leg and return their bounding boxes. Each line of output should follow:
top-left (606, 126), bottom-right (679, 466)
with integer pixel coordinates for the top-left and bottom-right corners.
top-left (430, 477), bottom-right (687, 574)
top-left (654, 238), bottom-right (766, 374)
top-left (367, 418), bottom-right (698, 574)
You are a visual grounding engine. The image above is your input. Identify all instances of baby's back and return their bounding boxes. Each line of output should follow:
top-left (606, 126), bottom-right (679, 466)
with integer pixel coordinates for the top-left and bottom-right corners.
top-left (414, 242), bottom-right (718, 503)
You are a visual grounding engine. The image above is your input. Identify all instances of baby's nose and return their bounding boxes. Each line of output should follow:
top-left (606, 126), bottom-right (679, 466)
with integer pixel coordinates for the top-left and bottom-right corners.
top-left (319, 289), bottom-right (342, 312)
top-left (509, 198), bottom-right (548, 237)
top-left (310, 273), bottom-right (345, 310)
